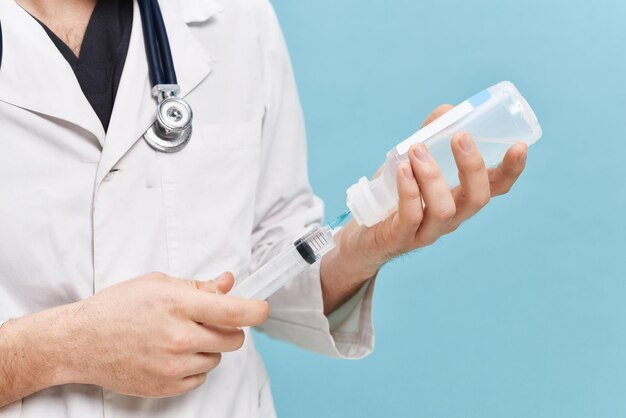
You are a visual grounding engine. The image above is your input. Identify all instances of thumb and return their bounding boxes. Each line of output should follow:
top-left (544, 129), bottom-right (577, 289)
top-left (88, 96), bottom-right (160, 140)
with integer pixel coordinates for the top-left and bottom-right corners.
top-left (197, 272), bottom-right (235, 294)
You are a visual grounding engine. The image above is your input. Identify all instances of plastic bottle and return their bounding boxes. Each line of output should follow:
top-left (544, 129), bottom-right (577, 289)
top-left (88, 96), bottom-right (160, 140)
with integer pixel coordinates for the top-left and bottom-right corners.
top-left (346, 81), bottom-right (542, 227)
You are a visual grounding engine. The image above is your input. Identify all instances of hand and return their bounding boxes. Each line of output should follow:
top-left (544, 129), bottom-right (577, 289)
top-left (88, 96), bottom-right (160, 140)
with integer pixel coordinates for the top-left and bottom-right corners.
top-left (58, 272), bottom-right (268, 397)
top-left (321, 105), bottom-right (528, 311)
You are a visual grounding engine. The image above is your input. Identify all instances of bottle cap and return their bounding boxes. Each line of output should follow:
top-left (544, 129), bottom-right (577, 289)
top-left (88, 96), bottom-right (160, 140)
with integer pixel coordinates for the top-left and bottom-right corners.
top-left (346, 176), bottom-right (390, 227)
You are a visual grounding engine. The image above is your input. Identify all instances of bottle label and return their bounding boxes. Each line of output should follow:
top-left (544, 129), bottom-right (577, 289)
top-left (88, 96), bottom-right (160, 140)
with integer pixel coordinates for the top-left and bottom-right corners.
top-left (395, 88), bottom-right (492, 155)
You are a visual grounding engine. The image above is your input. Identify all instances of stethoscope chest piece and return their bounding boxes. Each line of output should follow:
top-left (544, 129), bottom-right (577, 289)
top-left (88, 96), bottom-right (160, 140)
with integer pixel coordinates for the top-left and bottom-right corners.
top-left (144, 93), bottom-right (193, 153)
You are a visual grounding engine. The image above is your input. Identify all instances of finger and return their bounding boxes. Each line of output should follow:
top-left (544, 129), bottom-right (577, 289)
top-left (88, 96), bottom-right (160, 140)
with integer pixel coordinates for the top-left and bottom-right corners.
top-left (182, 353), bottom-right (222, 377)
top-left (187, 293), bottom-right (270, 328)
top-left (165, 323), bottom-right (244, 355)
top-left (449, 132), bottom-right (490, 226)
top-left (196, 272), bottom-right (235, 295)
top-left (408, 144), bottom-right (456, 246)
top-left (488, 142), bottom-right (528, 196)
top-left (178, 373), bottom-right (209, 393)
top-left (195, 323), bottom-right (245, 353)
top-left (421, 104), bottom-right (454, 128)
top-left (390, 163), bottom-right (424, 246)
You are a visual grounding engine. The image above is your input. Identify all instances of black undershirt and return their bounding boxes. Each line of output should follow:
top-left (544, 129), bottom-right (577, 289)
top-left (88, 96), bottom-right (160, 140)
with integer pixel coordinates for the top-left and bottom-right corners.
top-left (36, 0), bottom-right (133, 131)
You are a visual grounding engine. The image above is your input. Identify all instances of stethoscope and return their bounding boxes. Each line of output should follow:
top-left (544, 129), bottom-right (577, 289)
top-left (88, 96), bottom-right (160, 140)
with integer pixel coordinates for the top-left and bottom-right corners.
top-left (137, 0), bottom-right (192, 153)
top-left (0, 0), bottom-right (192, 153)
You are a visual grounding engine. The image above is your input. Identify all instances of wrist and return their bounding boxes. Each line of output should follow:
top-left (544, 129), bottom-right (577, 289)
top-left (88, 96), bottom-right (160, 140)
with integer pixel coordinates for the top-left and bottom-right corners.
top-left (333, 227), bottom-right (381, 280)
top-left (324, 229), bottom-right (380, 286)
top-left (18, 302), bottom-right (87, 387)
top-left (320, 233), bottom-right (378, 315)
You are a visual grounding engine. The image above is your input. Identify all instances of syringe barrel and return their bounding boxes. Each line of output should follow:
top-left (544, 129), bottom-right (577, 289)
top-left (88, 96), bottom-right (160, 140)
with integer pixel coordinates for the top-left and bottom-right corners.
top-left (230, 246), bottom-right (310, 301)
top-left (230, 225), bottom-right (336, 300)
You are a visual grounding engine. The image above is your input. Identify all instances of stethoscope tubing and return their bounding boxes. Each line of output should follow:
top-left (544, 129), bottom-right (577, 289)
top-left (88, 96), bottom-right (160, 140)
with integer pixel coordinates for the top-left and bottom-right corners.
top-left (138, 0), bottom-right (177, 87)
top-left (138, 0), bottom-right (165, 86)
top-left (149, 0), bottom-right (177, 85)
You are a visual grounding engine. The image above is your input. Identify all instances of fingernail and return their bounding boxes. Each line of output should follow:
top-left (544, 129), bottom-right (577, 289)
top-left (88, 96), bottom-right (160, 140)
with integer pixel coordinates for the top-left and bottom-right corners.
top-left (459, 134), bottom-right (474, 152)
top-left (413, 144), bottom-right (429, 162)
top-left (402, 164), bottom-right (413, 179)
top-left (518, 151), bottom-right (527, 165)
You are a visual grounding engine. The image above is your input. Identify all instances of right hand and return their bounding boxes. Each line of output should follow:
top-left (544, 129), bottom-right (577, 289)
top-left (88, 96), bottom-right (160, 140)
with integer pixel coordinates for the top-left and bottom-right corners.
top-left (60, 272), bottom-right (268, 397)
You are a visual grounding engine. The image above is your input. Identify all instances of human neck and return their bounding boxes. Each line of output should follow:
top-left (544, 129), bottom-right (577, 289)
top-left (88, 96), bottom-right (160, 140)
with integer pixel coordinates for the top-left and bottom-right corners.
top-left (16, 0), bottom-right (99, 57)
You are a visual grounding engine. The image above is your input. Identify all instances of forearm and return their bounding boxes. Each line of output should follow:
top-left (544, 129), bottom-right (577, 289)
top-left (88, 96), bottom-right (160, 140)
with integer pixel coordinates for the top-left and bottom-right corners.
top-left (0, 303), bottom-right (79, 407)
top-left (320, 228), bottom-right (379, 315)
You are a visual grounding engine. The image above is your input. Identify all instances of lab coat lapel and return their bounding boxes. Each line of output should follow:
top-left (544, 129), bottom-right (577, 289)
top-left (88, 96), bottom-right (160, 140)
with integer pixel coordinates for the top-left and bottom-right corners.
top-left (176, 0), bottom-right (225, 24)
top-left (96, 0), bottom-right (216, 184)
top-left (0, 0), bottom-right (106, 146)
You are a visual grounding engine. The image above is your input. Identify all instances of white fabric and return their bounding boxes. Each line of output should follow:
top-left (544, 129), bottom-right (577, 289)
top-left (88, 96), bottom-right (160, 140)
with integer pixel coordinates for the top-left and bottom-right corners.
top-left (0, 0), bottom-right (375, 417)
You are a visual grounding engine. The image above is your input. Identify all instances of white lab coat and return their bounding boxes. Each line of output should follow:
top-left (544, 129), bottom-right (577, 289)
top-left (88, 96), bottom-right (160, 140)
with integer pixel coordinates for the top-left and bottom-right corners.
top-left (0, 0), bottom-right (376, 416)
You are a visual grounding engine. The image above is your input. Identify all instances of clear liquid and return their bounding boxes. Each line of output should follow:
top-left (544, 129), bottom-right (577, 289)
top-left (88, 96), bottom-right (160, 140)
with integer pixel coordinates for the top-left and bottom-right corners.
top-left (347, 82), bottom-right (541, 227)
top-left (473, 137), bottom-right (517, 169)
top-left (430, 136), bottom-right (516, 188)
top-left (474, 137), bottom-right (518, 145)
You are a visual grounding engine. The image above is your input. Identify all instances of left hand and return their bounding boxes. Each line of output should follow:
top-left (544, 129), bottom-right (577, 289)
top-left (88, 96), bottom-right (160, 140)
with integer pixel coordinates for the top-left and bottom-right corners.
top-left (321, 104), bottom-right (528, 310)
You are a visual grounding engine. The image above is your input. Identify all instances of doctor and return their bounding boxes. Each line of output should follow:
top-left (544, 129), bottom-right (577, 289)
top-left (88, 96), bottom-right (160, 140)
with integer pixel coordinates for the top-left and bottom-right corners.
top-left (0, 0), bottom-right (529, 417)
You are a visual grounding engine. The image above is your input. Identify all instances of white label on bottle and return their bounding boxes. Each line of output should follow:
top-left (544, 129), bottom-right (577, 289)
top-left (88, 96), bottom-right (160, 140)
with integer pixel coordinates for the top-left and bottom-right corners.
top-left (395, 100), bottom-right (475, 155)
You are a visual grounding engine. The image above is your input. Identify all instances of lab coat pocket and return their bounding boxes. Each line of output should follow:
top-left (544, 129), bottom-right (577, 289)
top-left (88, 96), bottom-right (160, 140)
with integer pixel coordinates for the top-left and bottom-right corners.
top-left (0, 400), bottom-right (21, 418)
top-left (159, 119), bottom-right (262, 278)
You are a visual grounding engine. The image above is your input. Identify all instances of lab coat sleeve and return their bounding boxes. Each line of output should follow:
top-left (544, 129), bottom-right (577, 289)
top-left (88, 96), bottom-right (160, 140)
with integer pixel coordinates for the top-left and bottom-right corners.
top-left (249, 0), bottom-right (374, 359)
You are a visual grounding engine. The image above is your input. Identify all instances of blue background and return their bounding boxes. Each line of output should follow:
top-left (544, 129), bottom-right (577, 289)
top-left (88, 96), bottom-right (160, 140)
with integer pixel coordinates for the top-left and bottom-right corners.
top-left (254, 1), bottom-right (626, 417)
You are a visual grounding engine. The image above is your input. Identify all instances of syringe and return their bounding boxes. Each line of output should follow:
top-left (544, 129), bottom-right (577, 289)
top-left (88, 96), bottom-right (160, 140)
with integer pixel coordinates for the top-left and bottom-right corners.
top-left (231, 82), bottom-right (543, 299)
top-left (230, 212), bottom-right (351, 300)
